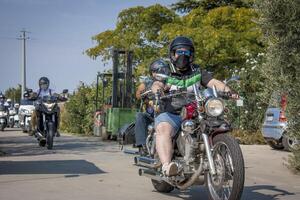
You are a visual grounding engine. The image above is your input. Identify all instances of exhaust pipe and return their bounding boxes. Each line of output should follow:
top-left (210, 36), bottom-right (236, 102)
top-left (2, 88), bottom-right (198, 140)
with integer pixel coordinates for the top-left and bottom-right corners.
top-left (123, 149), bottom-right (139, 155)
top-left (134, 156), bottom-right (159, 169)
top-left (138, 168), bottom-right (162, 181)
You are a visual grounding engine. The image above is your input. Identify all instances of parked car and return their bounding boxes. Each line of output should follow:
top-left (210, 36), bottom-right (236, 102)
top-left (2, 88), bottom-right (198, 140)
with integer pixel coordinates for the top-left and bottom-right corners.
top-left (262, 91), bottom-right (299, 151)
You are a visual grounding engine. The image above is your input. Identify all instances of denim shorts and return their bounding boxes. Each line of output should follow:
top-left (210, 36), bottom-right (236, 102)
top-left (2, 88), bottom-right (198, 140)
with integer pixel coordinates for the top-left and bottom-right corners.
top-left (155, 112), bottom-right (182, 136)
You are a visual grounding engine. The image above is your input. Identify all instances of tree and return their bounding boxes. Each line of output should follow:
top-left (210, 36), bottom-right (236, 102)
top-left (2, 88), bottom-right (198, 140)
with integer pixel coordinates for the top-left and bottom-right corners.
top-left (171, 0), bottom-right (254, 13)
top-left (257, 0), bottom-right (300, 172)
top-left (4, 84), bottom-right (22, 103)
top-left (86, 4), bottom-right (178, 76)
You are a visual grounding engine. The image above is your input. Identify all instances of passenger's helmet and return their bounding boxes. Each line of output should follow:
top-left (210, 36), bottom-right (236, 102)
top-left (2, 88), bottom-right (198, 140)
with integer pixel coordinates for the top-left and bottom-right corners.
top-left (6, 98), bottom-right (12, 103)
top-left (149, 59), bottom-right (170, 75)
top-left (39, 77), bottom-right (50, 90)
top-left (169, 36), bottom-right (195, 71)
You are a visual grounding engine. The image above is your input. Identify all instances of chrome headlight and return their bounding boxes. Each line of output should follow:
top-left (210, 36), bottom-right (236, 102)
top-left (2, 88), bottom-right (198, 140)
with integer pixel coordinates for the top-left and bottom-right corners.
top-left (44, 103), bottom-right (55, 111)
top-left (0, 111), bottom-right (6, 117)
top-left (20, 109), bottom-right (30, 115)
top-left (205, 98), bottom-right (224, 117)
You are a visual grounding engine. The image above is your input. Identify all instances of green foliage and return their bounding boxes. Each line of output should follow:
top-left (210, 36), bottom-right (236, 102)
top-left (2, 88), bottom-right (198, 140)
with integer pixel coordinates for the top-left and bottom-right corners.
top-left (60, 80), bottom-right (113, 135)
top-left (171, 0), bottom-right (254, 13)
top-left (4, 84), bottom-right (22, 103)
top-left (60, 83), bottom-right (96, 135)
top-left (226, 53), bottom-right (267, 131)
top-left (86, 4), bottom-right (178, 76)
top-left (230, 129), bottom-right (266, 145)
top-left (257, 0), bottom-right (300, 172)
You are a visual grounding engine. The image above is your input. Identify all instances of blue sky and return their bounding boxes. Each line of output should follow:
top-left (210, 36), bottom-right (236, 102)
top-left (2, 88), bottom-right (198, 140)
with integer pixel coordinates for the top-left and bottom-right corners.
top-left (0, 0), bottom-right (176, 93)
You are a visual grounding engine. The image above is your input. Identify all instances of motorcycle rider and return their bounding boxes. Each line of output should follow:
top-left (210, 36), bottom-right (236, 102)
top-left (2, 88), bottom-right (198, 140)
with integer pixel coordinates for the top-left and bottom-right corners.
top-left (5, 98), bottom-right (12, 108)
top-left (135, 59), bottom-right (171, 155)
top-left (0, 93), bottom-right (6, 106)
top-left (152, 36), bottom-right (238, 176)
top-left (31, 77), bottom-right (60, 137)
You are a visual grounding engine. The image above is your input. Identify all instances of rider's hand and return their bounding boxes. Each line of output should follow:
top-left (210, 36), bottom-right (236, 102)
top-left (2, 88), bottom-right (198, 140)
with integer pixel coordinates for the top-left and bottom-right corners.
top-left (229, 92), bottom-right (239, 100)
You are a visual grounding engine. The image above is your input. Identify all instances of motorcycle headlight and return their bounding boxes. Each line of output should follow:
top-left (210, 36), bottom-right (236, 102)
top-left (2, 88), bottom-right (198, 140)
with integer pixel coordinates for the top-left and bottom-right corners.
top-left (44, 103), bottom-right (55, 111)
top-left (205, 98), bottom-right (224, 117)
top-left (0, 111), bottom-right (6, 117)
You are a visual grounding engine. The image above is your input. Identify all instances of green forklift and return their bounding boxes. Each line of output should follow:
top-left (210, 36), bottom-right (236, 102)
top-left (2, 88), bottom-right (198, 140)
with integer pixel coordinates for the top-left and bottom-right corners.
top-left (94, 49), bottom-right (137, 140)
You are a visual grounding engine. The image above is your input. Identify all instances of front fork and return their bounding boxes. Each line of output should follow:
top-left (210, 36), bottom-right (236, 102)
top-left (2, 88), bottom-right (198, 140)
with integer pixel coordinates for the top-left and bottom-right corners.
top-left (42, 114), bottom-right (56, 132)
top-left (202, 133), bottom-right (216, 175)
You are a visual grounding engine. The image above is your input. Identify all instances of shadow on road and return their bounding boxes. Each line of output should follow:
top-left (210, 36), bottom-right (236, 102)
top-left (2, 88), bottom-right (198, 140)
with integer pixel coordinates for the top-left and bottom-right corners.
top-left (159, 184), bottom-right (295, 200)
top-left (0, 134), bottom-right (119, 157)
top-left (0, 160), bottom-right (105, 175)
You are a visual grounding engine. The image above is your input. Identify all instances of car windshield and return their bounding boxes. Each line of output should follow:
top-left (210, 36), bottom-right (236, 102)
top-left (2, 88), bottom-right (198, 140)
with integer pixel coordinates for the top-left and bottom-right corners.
top-left (20, 99), bottom-right (34, 105)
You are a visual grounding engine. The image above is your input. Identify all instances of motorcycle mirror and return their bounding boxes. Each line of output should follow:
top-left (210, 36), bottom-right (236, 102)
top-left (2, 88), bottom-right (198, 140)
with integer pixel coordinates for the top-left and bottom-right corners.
top-left (26, 89), bottom-right (33, 93)
top-left (224, 76), bottom-right (240, 84)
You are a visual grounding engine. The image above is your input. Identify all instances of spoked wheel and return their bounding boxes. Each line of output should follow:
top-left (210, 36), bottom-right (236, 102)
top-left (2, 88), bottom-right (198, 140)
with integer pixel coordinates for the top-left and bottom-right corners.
top-left (205, 134), bottom-right (245, 200)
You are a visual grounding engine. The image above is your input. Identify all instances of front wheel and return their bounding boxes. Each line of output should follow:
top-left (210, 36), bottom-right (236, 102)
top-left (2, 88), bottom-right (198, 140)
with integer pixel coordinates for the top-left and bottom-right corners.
top-left (46, 122), bottom-right (55, 149)
top-left (205, 134), bottom-right (245, 200)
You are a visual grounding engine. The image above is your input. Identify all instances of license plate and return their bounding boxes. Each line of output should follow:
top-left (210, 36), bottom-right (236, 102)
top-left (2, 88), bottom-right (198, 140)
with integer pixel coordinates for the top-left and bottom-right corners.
top-left (267, 116), bottom-right (273, 121)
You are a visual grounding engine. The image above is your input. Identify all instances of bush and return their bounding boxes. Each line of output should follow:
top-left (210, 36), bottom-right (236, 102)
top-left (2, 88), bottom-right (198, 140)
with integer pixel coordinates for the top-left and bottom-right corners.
top-left (230, 129), bottom-right (266, 145)
top-left (60, 83), bottom-right (95, 135)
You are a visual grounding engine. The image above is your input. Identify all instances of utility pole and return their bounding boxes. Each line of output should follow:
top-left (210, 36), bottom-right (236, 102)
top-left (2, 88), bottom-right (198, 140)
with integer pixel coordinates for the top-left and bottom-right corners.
top-left (18, 29), bottom-right (30, 99)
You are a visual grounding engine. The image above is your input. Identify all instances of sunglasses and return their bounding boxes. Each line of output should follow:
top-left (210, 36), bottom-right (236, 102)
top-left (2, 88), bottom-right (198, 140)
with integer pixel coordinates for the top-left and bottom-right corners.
top-left (175, 49), bottom-right (191, 56)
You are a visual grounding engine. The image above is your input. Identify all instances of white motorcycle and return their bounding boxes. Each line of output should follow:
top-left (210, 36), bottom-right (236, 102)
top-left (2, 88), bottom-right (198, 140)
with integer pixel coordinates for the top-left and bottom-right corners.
top-left (0, 104), bottom-right (8, 131)
top-left (19, 99), bottom-right (35, 133)
top-left (8, 107), bottom-right (17, 128)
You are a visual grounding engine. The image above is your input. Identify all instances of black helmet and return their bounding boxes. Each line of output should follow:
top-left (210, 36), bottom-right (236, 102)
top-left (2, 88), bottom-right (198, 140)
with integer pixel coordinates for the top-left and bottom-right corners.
top-left (169, 36), bottom-right (195, 70)
top-left (39, 77), bottom-right (50, 90)
top-left (149, 59), bottom-right (170, 75)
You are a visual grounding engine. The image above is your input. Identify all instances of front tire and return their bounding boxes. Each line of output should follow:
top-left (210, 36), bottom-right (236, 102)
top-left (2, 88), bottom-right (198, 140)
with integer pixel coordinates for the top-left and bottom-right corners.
top-left (47, 122), bottom-right (55, 150)
top-left (205, 134), bottom-right (245, 200)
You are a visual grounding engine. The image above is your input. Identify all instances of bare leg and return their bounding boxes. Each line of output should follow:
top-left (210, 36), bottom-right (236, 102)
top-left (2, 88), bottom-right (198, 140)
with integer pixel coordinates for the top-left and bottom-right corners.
top-left (155, 122), bottom-right (174, 165)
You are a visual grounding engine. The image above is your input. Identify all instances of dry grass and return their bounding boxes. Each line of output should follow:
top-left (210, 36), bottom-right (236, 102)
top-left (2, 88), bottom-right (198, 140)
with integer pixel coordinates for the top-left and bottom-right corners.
top-left (230, 129), bottom-right (266, 145)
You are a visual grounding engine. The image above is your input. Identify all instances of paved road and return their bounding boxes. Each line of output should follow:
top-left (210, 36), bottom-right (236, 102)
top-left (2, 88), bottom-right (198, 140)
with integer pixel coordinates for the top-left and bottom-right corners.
top-left (0, 128), bottom-right (299, 200)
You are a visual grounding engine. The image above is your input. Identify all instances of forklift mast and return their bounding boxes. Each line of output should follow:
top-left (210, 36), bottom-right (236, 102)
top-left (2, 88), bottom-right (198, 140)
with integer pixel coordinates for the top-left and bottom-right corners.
top-left (112, 49), bottom-right (133, 108)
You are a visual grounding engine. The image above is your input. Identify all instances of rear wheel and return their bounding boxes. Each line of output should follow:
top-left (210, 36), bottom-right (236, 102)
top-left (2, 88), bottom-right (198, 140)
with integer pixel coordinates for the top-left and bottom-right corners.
top-left (283, 135), bottom-right (298, 152)
top-left (205, 134), bottom-right (245, 200)
top-left (46, 122), bottom-right (55, 149)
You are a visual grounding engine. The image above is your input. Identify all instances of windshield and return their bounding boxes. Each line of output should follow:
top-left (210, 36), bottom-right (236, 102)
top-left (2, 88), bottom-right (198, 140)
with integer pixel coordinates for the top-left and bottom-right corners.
top-left (20, 99), bottom-right (34, 105)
